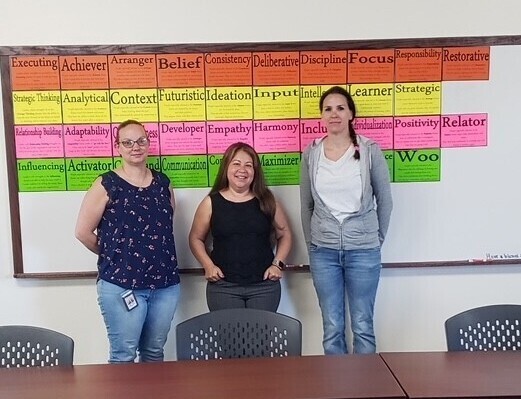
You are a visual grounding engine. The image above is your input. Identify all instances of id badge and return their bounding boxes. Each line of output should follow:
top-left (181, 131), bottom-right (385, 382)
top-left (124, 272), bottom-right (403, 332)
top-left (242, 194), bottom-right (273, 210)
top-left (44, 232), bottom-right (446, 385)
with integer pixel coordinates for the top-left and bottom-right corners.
top-left (121, 290), bottom-right (138, 311)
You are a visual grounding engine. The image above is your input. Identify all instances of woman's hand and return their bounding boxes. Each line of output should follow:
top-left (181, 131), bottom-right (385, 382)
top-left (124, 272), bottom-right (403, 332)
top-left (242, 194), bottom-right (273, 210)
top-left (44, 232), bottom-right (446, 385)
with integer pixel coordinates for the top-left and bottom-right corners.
top-left (264, 265), bottom-right (282, 281)
top-left (205, 264), bottom-right (225, 282)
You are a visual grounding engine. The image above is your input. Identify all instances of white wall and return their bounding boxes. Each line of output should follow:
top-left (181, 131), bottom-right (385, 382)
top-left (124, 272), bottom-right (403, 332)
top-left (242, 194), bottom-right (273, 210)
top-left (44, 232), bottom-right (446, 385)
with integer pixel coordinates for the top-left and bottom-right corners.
top-left (1, 0), bottom-right (521, 364)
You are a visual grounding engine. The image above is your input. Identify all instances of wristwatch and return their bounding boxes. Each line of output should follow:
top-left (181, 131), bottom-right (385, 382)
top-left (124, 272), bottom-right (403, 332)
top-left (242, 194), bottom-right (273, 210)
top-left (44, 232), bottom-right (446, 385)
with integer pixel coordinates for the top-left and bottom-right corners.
top-left (272, 258), bottom-right (285, 270)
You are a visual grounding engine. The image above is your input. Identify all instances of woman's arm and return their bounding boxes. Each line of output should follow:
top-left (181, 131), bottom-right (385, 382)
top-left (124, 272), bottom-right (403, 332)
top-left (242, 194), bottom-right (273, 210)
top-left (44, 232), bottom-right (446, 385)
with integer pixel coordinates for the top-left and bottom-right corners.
top-left (169, 185), bottom-right (176, 212)
top-left (299, 150), bottom-right (314, 247)
top-left (370, 145), bottom-right (393, 244)
top-left (189, 196), bottom-right (224, 281)
top-left (75, 177), bottom-right (109, 254)
top-left (273, 200), bottom-right (292, 264)
top-left (264, 200), bottom-right (292, 281)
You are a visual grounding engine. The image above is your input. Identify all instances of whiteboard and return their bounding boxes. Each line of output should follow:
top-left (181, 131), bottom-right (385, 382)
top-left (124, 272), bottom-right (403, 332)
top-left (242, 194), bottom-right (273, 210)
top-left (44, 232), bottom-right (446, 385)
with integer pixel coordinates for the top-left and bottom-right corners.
top-left (382, 45), bottom-right (521, 264)
top-left (4, 38), bottom-right (521, 276)
top-left (18, 185), bottom-right (309, 273)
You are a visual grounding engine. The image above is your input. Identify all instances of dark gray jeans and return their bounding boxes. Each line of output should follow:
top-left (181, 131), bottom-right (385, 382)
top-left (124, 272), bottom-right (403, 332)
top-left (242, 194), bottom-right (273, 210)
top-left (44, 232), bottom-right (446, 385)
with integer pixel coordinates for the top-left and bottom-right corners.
top-left (206, 279), bottom-right (281, 312)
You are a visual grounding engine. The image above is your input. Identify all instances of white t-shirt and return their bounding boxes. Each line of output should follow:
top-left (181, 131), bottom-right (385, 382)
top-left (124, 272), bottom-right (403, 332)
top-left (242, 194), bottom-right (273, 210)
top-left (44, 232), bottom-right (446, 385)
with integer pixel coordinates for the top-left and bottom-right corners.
top-left (315, 142), bottom-right (362, 223)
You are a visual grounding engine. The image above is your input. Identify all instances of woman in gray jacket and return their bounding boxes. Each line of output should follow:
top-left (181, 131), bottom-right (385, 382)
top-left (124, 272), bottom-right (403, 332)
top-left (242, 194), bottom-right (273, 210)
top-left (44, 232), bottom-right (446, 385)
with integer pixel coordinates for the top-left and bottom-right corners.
top-left (300, 86), bottom-right (392, 355)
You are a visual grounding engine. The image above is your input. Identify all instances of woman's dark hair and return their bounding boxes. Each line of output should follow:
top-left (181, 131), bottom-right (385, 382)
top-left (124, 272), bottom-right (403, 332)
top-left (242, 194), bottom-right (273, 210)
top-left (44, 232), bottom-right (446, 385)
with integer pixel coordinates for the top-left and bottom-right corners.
top-left (210, 142), bottom-right (276, 223)
top-left (319, 86), bottom-right (360, 160)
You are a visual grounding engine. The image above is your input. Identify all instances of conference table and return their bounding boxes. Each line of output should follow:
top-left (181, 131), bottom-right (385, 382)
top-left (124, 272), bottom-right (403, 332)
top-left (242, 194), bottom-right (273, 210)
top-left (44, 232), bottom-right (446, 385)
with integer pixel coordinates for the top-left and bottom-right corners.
top-left (0, 354), bottom-right (405, 399)
top-left (381, 351), bottom-right (521, 398)
top-left (4, 351), bottom-right (521, 398)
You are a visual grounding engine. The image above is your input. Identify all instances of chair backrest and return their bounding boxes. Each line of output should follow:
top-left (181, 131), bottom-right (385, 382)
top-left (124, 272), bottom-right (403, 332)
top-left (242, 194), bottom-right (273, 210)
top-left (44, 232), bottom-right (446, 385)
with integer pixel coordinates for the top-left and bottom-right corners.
top-left (0, 325), bottom-right (74, 367)
top-left (176, 308), bottom-right (302, 360)
top-left (445, 304), bottom-right (521, 351)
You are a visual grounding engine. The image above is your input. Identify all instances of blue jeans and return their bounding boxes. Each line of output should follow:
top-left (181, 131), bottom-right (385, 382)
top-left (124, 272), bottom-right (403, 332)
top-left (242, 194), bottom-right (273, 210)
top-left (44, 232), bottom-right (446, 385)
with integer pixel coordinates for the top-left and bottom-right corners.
top-left (309, 245), bottom-right (381, 355)
top-left (97, 279), bottom-right (180, 363)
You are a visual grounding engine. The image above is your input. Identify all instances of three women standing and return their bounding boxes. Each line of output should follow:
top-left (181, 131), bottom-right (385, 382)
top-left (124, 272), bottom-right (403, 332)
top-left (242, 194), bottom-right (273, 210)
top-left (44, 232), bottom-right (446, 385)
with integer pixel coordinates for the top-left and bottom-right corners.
top-left (76, 86), bottom-right (391, 359)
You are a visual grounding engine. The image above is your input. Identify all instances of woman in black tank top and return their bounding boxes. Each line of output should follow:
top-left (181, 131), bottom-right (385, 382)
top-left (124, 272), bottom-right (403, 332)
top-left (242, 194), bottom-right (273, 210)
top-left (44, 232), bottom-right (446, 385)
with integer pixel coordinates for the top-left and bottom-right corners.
top-left (189, 142), bottom-right (292, 311)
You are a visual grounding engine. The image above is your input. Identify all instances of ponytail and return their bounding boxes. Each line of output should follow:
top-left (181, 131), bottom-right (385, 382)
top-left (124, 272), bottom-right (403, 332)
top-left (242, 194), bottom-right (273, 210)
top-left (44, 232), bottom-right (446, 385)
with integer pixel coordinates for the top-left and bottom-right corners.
top-left (348, 121), bottom-right (360, 160)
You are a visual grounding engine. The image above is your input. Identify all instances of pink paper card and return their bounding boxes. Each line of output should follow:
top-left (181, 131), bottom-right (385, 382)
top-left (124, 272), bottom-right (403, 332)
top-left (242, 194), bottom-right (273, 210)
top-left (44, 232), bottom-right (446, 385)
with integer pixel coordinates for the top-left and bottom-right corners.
top-left (354, 117), bottom-right (394, 150)
top-left (15, 124), bottom-right (64, 158)
top-left (441, 113), bottom-right (487, 148)
top-left (207, 121), bottom-right (253, 154)
top-left (159, 122), bottom-right (207, 155)
top-left (64, 124), bottom-right (112, 157)
top-left (253, 120), bottom-right (300, 152)
top-left (300, 119), bottom-right (327, 151)
top-left (393, 116), bottom-right (440, 150)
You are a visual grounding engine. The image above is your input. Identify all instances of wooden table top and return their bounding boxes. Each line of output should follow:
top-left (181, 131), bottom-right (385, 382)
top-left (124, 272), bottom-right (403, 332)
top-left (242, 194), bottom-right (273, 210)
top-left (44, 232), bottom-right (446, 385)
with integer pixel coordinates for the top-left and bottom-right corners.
top-left (381, 351), bottom-right (521, 398)
top-left (0, 354), bottom-right (405, 399)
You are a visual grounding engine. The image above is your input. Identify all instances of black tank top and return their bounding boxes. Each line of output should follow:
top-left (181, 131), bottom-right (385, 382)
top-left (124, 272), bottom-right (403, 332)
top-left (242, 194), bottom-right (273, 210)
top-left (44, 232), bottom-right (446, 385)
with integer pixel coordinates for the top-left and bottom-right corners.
top-left (210, 192), bottom-right (274, 284)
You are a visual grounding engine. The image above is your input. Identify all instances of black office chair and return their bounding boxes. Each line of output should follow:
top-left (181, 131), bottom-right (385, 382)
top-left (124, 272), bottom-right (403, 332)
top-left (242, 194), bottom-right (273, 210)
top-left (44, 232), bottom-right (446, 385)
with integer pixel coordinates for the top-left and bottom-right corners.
top-left (445, 304), bottom-right (521, 351)
top-left (0, 325), bottom-right (74, 367)
top-left (176, 308), bottom-right (302, 360)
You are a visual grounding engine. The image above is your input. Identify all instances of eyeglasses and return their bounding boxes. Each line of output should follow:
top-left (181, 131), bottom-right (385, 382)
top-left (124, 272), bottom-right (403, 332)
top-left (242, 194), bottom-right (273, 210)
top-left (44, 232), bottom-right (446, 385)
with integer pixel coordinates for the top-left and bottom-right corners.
top-left (118, 136), bottom-right (150, 148)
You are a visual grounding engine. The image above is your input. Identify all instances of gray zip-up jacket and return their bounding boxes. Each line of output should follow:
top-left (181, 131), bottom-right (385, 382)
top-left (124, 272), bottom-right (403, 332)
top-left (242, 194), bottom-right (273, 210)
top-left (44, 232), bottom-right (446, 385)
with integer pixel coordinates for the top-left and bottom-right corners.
top-left (300, 135), bottom-right (393, 250)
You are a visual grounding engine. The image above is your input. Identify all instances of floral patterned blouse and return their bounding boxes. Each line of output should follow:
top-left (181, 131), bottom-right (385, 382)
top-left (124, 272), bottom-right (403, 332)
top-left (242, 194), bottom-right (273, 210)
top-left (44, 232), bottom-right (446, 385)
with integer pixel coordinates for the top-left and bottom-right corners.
top-left (97, 170), bottom-right (180, 290)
